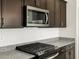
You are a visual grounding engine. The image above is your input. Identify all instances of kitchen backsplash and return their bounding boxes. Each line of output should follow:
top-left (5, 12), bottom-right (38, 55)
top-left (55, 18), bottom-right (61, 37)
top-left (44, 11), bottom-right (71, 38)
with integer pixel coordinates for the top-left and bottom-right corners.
top-left (0, 28), bottom-right (59, 52)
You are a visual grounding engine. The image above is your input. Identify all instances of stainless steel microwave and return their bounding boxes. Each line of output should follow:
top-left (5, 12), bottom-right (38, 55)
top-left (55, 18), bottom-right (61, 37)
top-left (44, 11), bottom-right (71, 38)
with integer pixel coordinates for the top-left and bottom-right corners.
top-left (26, 5), bottom-right (49, 27)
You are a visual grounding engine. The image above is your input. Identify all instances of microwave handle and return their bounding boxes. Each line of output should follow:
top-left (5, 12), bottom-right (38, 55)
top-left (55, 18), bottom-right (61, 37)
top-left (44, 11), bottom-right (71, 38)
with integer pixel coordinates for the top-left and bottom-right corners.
top-left (45, 13), bottom-right (48, 24)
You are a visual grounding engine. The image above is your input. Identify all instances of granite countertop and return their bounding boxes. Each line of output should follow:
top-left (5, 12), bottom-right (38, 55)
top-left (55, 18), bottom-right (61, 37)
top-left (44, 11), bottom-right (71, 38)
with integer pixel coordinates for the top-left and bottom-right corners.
top-left (0, 37), bottom-right (75, 59)
top-left (38, 37), bottom-right (75, 49)
top-left (0, 50), bottom-right (35, 59)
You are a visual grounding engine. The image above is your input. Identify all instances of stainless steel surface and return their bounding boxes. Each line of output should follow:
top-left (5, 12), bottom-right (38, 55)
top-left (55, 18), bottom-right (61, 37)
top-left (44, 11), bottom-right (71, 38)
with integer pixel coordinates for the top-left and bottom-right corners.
top-left (47, 53), bottom-right (59, 59)
top-left (27, 5), bottom-right (49, 13)
top-left (27, 5), bottom-right (49, 27)
top-left (46, 13), bottom-right (48, 24)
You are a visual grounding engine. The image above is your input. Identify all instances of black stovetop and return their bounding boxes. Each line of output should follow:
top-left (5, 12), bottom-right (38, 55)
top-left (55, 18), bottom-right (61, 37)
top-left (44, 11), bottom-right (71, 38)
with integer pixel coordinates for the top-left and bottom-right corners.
top-left (16, 42), bottom-right (56, 56)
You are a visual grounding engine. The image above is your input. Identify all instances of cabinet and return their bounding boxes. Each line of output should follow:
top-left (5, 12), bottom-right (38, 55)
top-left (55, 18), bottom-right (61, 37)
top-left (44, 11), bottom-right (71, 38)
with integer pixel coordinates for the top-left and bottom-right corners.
top-left (54, 43), bottom-right (75, 59)
top-left (54, 0), bottom-right (61, 27)
top-left (35, 0), bottom-right (47, 9)
top-left (55, 0), bottom-right (66, 27)
top-left (0, 0), bottom-right (66, 28)
top-left (25, 0), bottom-right (66, 27)
top-left (40, 0), bottom-right (47, 9)
top-left (0, 0), bottom-right (1, 27)
top-left (25, 0), bottom-right (36, 7)
top-left (47, 0), bottom-right (66, 27)
top-left (25, 0), bottom-right (47, 9)
top-left (47, 0), bottom-right (55, 27)
top-left (60, 1), bottom-right (66, 27)
top-left (53, 47), bottom-right (66, 59)
top-left (68, 45), bottom-right (75, 59)
top-left (0, 0), bottom-right (22, 28)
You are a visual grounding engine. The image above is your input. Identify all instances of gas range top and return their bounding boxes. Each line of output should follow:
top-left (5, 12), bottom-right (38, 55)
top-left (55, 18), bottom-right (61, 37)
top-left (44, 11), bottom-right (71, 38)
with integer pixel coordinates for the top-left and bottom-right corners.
top-left (16, 42), bottom-right (56, 56)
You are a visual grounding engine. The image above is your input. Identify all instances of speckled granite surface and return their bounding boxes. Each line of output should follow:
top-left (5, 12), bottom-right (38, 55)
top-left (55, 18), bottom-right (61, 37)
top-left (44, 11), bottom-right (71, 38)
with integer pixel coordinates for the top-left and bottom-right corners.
top-left (38, 37), bottom-right (75, 49)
